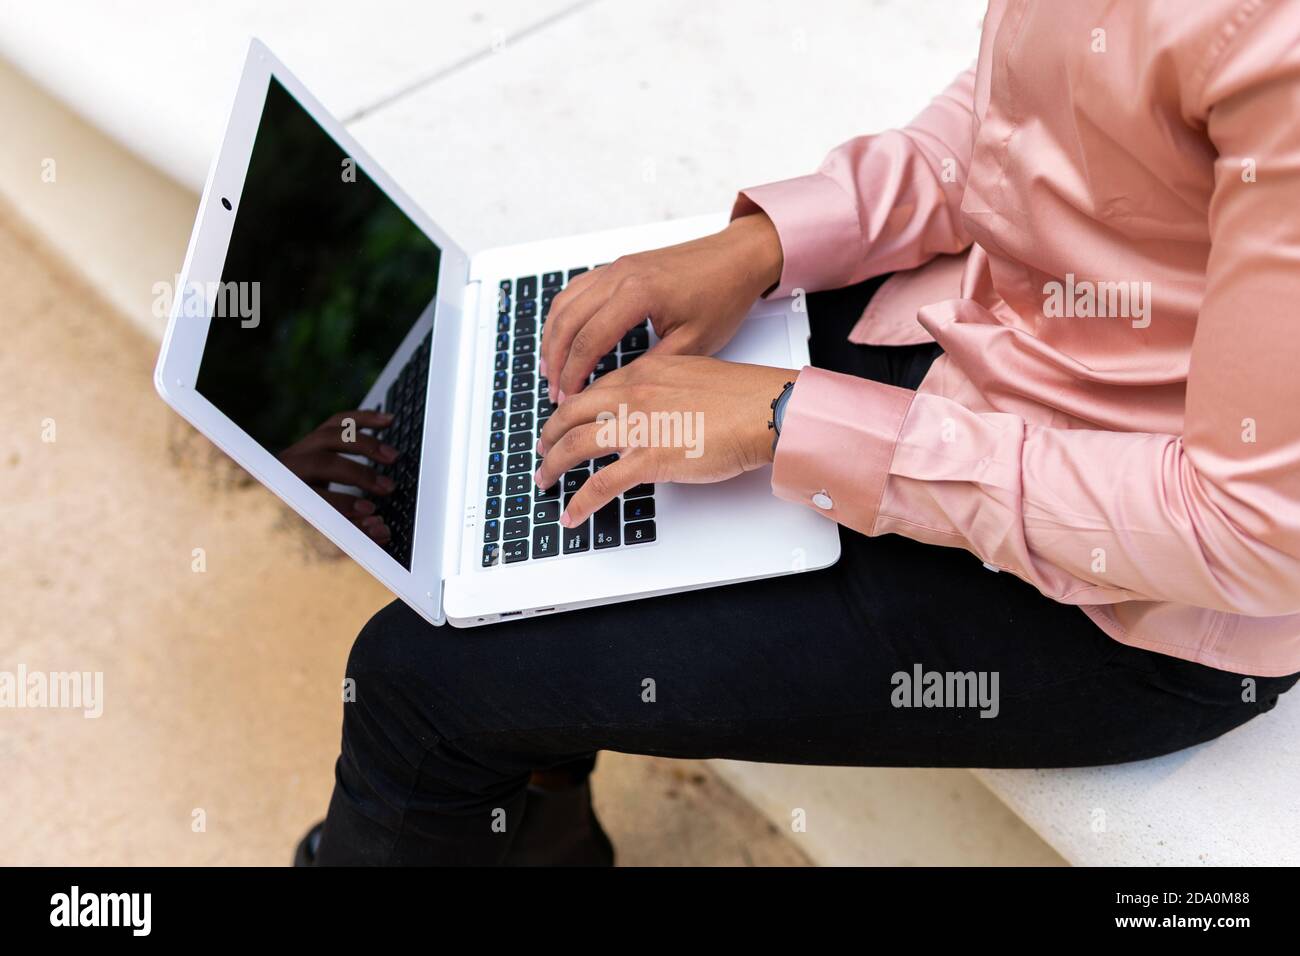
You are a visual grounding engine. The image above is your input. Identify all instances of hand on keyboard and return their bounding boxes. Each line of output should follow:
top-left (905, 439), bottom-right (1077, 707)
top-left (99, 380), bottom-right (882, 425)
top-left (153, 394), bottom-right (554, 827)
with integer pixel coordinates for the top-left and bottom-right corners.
top-left (277, 408), bottom-right (400, 544)
top-left (540, 212), bottom-right (782, 406)
top-left (535, 354), bottom-right (796, 529)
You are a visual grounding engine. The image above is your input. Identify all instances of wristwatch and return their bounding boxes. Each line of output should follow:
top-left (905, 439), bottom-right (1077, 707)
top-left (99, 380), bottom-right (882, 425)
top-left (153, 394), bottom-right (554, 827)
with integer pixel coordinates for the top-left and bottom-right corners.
top-left (769, 380), bottom-right (796, 451)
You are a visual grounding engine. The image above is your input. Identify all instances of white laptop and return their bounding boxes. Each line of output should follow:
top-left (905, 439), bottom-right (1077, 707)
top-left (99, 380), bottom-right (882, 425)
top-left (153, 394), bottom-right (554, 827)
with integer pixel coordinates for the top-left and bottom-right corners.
top-left (154, 39), bottom-right (839, 627)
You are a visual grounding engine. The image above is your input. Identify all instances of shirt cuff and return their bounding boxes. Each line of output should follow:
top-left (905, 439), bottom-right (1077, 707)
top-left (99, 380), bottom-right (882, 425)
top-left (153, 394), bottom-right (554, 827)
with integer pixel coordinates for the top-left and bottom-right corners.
top-left (731, 173), bottom-right (863, 299)
top-left (771, 367), bottom-right (915, 534)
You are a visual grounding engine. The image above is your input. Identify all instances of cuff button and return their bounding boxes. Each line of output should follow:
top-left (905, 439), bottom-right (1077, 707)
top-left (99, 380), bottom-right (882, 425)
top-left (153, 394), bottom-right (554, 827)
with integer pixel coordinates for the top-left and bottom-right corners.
top-left (811, 491), bottom-right (834, 510)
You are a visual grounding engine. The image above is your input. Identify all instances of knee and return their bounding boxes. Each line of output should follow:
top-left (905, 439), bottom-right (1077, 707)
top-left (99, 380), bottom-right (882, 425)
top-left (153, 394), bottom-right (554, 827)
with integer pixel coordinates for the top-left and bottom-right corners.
top-left (344, 601), bottom-right (480, 738)
top-left (346, 601), bottom-right (426, 685)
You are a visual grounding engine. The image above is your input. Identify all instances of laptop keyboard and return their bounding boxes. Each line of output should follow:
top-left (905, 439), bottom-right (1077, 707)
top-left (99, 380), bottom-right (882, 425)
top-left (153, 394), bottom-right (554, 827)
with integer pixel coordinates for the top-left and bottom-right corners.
top-left (371, 333), bottom-right (431, 569)
top-left (482, 267), bottom-right (658, 568)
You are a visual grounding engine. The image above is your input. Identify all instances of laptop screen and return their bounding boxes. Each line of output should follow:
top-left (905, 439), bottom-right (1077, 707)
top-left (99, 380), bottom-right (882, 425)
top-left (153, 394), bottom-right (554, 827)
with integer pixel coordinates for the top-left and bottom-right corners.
top-left (196, 76), bottom-right (440, 568)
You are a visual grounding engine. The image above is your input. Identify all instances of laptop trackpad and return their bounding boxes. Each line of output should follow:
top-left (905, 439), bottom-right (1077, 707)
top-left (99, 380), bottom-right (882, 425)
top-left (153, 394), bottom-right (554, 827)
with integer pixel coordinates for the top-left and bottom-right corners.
top-left (713, 309), bottom-right (794, 367)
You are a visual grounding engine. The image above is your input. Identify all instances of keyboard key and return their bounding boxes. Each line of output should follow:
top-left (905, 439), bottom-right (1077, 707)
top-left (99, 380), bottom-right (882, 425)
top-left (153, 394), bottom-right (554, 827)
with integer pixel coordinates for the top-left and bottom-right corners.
top-left (516, 276), bottom-right (538, 300)
top-left (489, 431), bottom-right (505, 453)
top-left (507, 432), bottom-right (532, 454)
top-left (510, 392), bottom-right (531, 412)
top-left (497, 314), bottom-right (510, 333)
top-left (536, 395), bottom-right (555, 417)
top-left (542, 271), bottom-right (564, 289)
top-left (504, 516), bottom-right (529, 540)
top-left (495, 332), bottom-right (509, 352)
top-left (623, 497), bottom-right (655, 521)
top-left (513, 335), bottom-right (536, 356)
top-left (493, 370), bottom-right (508, 390)
top-left (620, 329), bottom-right (648, 352)
top-left (563, 469), bottom-right (590, 494)
top-left (485, 496), bottom-right (501, 519)
top-left (533, 500), bottom-right (561, 524)
top-left (618, 349), bottom-right (644, 367)
top-left (492, 390), bottom-right (507, 411)
top-left (508, 411), bottom-right (534, 432)
top-left (535, 482), bottom-right (560, 502)
top-left (486, 474), bottom-right (502, 496)
top-left (504, 495), bottom-right (530, 518)
top-left (567, 267), bottom-right (588, 281)
top-left (625, 520), bottom-right (656, 544)
top-left (625, 483), bottom-right (654, 498)
top-left (593, 353), bottom-right (617, 376)
top-left (562, 519), bottom-right (591, 554)
top-left (506, 474), bottom-right (531, 495)
top-left (594, 454), bottom-right (618, 471)
top-left (495, 351), bottom-right (509, 372)
top-left (487, 452), bottom-right (504, 475)
top-left (514, 316), bottom-right (537, 336)
top-left (511, 372), bottom-right (535, 393)
top-left (503, 539), bottom-right (529, 563)
top-left (533, 523), bottom-right (560, 558)
top-left (512, 354), bottom-right (535, 374)
top-left (593, 500), bottom-right (621, 549)
top-left (483, 519), bottom-right (500, 543)
top-left (482, 543), bottom-right (501, 567)
top-left (490, 411), bottom-right (505, 432)
top-left (507, 452), bottom-right (532, 474)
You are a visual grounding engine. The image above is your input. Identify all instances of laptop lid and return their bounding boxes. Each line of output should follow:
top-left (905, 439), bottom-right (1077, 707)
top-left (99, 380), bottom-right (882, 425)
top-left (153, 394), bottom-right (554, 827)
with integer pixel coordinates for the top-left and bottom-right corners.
top-left (154, 39), bottom-right (469, 625)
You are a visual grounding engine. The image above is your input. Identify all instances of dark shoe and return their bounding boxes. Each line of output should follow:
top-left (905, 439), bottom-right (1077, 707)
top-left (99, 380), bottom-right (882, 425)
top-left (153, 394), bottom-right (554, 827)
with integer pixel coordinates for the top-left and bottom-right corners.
top-left (291, 780), bottom-right (615, 867)
top-left (505, 779), bottom-right (615, 867)
top-left (293, 821), bottom-right (323, 867)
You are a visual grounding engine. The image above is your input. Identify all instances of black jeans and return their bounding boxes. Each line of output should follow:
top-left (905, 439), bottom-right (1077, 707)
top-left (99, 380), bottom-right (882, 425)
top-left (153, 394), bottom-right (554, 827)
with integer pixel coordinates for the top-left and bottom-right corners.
top-left (316, 276), bottom-right (1298, 865)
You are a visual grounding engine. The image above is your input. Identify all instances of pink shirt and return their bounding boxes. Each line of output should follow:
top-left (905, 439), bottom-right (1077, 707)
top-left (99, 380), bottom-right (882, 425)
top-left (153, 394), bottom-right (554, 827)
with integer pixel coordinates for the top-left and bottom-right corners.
top-left (733, 0), bottom-right (1300, 676)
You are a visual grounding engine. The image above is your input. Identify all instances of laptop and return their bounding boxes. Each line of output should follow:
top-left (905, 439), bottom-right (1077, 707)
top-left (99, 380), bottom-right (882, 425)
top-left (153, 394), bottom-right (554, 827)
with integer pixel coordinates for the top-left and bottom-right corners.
top-left (154, 39), bottom-right (840, 627)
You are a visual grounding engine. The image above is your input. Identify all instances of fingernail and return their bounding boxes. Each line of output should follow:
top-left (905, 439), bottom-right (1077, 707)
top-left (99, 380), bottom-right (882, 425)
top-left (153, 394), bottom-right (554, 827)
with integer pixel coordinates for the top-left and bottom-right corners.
top-left (539, 357), bottom-right (548, 377)
top-left (533, 467), bottom-right (546, 488)
top-left (559, 511), bottom-right (574, 528)
top-left (547, 382), bottom-right (556, 404)
top-left (353, 498), bottom-right (376, 516)
top-left (555, 389), bottom-right (567, 404)
top-left (380, 443), bottom-right (398, 461)
top-left (535, 438), bottom-right (545, 456)
top-left (377, 476), bottom-right (395, 493)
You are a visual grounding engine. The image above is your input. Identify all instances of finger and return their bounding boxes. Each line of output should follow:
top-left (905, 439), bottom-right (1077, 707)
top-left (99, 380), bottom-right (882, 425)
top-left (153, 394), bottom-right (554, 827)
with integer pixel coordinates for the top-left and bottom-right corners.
top-left (320, 490), bottom-right (377, 519)
top-left (358, 513), bottom-right (392, 544)
top-left (540, 266), bottom-right (603, 372)
top-left (537, 386), bottom-right (620, 458)
top-left (560, 454), bottom-right (649, 527)
top-left (555, 284), bottom-right (650, 401)
top-left (534, 422), bottom-right (611, 490)
top-left (309, 427), bottom-right (399, 463)
top-left (323, 409), bottom-right (394, 431)
top-left (308, 454), bottom-right (396, 496)
top-left (541, 273), bottom-right (609, 400)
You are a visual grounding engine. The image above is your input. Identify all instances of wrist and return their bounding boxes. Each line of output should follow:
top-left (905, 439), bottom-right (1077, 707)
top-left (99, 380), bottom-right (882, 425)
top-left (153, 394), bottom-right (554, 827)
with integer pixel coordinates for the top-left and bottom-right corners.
top-left (726, 212), bottom-right (784, 297)
top-left (746, 367), bottom-right (800, 467)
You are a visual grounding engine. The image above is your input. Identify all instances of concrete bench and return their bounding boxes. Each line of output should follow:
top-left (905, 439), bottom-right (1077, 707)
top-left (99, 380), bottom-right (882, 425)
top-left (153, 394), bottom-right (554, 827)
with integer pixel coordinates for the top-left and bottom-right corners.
top-left (7, 0), bottom-right (1294, 866)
